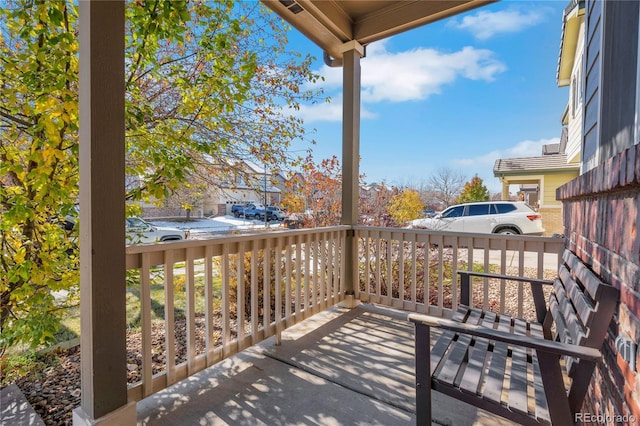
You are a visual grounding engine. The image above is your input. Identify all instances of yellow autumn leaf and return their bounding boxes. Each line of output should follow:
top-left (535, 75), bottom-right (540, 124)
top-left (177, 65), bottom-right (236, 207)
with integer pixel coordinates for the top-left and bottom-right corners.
top-left (35, 96), bottom-right (57, 115)
top-left (43, 119), bottom-right (60, 143)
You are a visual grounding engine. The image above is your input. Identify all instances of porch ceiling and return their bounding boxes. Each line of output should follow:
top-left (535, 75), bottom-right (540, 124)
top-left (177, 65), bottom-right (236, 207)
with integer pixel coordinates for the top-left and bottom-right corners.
top-left (261, 0), bottom-right (495, 59)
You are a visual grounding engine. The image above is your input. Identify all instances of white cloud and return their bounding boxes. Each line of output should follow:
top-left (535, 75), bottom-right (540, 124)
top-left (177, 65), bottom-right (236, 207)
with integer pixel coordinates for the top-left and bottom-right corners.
top-left (360, 44), bottom-right (506, 103)
top-left (294, 96), bottom-right (379, 123)
top-left (299, 40), bottom-right (506, 121)
top-left (449, 8), bottom-right (548, 40)
top-left (453, 137), bottom-right (560, 168)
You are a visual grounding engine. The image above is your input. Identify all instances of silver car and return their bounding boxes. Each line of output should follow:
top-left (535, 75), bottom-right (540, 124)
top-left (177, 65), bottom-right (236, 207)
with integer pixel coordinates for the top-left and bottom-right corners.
top-left (126, 217), bottom-right (186, 244)
top-left (408, 201), bottom-right (545, 235)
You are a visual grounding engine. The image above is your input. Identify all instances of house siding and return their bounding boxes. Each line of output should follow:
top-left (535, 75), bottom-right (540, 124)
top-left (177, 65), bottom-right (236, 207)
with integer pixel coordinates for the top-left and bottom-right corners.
top-left (542, 172), bottom-right (579, 206)
top-left (567, 24), bottom-right (585, 164)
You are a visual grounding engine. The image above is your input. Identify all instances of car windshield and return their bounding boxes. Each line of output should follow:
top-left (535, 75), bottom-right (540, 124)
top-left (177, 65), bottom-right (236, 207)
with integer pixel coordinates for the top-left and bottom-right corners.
top-left (126, 217), bottom-right (148, 227)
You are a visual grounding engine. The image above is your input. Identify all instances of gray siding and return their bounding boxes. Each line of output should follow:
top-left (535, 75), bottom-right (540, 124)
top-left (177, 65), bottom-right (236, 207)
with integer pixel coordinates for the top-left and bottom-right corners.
top-left (600, 0), bottom-right (638, 160)
top-left (583, 0), bottom-right (639, 170)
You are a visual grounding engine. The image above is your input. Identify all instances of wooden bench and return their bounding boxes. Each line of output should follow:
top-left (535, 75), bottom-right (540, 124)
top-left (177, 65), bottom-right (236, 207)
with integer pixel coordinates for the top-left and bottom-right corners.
top-left (409, 249), bottom-right (619, 425)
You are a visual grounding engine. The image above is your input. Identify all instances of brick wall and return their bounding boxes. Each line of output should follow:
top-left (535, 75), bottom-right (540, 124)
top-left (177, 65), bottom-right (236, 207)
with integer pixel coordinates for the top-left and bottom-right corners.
top-left (557, 143), bottom-right (640, 423)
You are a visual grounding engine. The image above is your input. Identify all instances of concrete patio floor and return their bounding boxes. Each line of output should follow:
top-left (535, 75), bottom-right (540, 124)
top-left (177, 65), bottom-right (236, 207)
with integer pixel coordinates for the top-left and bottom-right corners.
top-left (136, 304), bottom-right (518, 426)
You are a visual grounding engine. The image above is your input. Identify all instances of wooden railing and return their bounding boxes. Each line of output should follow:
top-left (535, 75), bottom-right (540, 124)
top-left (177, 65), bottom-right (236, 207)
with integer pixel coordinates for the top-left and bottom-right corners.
top-left (124, 225), bottom-right (564, 402)
top-left (354, 226), bottom-right (565, 318)
top-left (124, 226), bottom-right (348, 401)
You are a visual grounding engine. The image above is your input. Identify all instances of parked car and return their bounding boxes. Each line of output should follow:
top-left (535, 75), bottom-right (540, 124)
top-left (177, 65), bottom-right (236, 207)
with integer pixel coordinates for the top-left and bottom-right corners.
top-left (231, 203), bottom-right (265, 219)
top-left (126, 217), bottom-right (186, 244)
top-left (407, 201), bottom-right (544, 235)
top-left (260, 206), bottom-right (286, 221)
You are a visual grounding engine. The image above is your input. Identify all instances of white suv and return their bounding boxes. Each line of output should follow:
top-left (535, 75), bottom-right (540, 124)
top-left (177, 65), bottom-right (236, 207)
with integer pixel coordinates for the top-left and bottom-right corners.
top-left (408, 201), bottom-right (545, 235)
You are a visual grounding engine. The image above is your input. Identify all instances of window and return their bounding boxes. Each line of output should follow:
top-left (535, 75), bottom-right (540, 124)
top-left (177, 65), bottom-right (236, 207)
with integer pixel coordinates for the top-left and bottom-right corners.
top-left (494, 203), bottom-right (517, 214)
top-left (467, 204), bottom-right (490, 216)
top-left (442, 206), bottom-right (464, 218)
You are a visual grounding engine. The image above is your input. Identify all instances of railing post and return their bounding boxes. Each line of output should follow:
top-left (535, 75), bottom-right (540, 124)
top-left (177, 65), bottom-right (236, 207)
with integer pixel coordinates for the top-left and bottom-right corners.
top-left (74, 1), bottom-right (136, 424)
top-left (340, 41), bottom-right (364, 308)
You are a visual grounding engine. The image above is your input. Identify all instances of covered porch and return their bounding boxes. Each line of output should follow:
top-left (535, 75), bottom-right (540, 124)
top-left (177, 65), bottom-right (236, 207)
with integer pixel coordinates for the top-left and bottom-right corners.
top-left (75, 1), bottom-right (564, 424)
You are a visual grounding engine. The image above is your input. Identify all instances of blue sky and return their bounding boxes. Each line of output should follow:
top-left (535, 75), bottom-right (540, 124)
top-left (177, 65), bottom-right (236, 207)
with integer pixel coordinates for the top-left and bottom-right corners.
top-left (285, 1), bottom-right (569, 194)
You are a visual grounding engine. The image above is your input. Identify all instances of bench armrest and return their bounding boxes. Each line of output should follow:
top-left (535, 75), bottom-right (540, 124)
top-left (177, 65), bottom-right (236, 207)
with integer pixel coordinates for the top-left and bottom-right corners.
top-left (408, 313), bottom-right (601, 361)
top-left (456, 270), bottom-right (553, 323)
top-left (456, 270), bottom-right (553, 286)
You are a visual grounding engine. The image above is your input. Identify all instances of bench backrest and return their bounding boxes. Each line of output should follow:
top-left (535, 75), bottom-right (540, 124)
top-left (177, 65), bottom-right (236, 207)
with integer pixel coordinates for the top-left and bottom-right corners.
top-left (545, 249), bottom-right (619, 410)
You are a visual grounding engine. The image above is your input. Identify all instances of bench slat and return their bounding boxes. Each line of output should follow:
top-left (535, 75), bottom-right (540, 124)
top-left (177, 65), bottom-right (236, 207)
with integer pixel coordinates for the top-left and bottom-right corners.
top-left (551, 279), bottom-right (586, 346)
top-left (429, 309), bottom-right (467, 373)
top-left (529, 322), bottom-right (551, 423)
top-left (481, 314), bottom-right (511, 404)
top-left (562, 250), bottom-right (602, 299)
top-left (558, 266), bottom-right (596, 327)
top-left (459, 311), bottom-right (496, 395)
top-left (508, 318), bottom-right (531, 416)
top-left (436, 309), bottom-right (482, 385)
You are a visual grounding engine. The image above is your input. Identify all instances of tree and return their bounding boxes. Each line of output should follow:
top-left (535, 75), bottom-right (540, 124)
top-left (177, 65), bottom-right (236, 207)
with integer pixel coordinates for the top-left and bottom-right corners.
top-left (456, 174), bottom-right (490, 203)
top-left (429, 167), bottom-right (466, 207)
top-left (387, 189), bottom-right (424, 225)
top-left (282, 154), bottom-right (343, 227)
top-left (0, 0), bottom-right (322, 354)
top-left (359, 182), bottom-right (397, 227)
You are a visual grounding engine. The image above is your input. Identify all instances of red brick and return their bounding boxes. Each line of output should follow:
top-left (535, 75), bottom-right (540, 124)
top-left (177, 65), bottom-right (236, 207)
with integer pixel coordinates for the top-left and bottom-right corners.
top-left (636, 144), bottom-right (640, 185)
top-left (626, 146), bottom-right (636, 186)
top-left (609, 154), bottom-right (620, 190)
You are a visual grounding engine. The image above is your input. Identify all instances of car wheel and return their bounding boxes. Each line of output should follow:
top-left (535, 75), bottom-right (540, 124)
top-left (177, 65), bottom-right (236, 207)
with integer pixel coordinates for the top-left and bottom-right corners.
top-left (497, 228), bottom-right (518, 235)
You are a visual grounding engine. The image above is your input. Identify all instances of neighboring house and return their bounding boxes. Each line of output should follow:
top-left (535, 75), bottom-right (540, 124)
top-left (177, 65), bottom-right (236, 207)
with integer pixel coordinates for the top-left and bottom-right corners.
top-left (493, 136), bottom-right (580, 235)
top-left (493, 1), bottom-right (585, 236)
top-left (202, 160), bottom-right (282, 217)
top-left (557, 0), bottom-right (585, 166)
top-left (557, 0), bottom-right (640, 421)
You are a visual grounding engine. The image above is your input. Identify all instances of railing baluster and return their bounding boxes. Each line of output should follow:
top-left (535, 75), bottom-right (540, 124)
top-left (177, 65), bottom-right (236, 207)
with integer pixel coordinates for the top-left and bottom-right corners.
top-left (411, 233), bottom-right (417, 309)
top-left (295, 235), bottom-right (302, 320)
top-left (452, 237), bottom-right (459, 312)
top-left (263, 238), bottom-right (272, 337)
top-left (375, 233), bottom-right (382, 298)
top-left (140, 252), bottom-right (153, 397)
top-left (518, 239), bottom-right (525, 318)
top-left (399, 232), bottom-right (405, 306)
top-left (185, 248), bottom-right (196, 374)
top-left (386, 232), bottom-right (392, 304)
top-left (222, 244), bottom-right (230, 357)
top-left (164, 250), bottom-right (176, 386)
top-left (499, 239), bottom-right (507, 314)
top-left (483, 241), bottom-right (490, 310)
top-left (333, 230), bottom-right (347, 303)
top-left (275, 237), bottom-right (282, 345)
top-left (304, 233), bottom-right (311, 317)
top-left (251, 242), bottom-right (259, 344)
top-left (320, 233), bottom-right (327, 308)
top-left (236, 242), bottom-right (246, 349)
top-left (285, 239), bottom-right (292, 323)
top-left (311, 232), bottom-right (318, 314)
top-left (204, 245), bottom-right (214, 365)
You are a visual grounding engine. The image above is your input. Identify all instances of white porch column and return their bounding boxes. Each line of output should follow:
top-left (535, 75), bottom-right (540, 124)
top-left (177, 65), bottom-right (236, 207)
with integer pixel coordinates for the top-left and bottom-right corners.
top-left (341, 41), bottom-right (364, 301)
top-left (74, 1), bottom-right (136, 425)
top-left (501, 179), bottom-right (510, 200)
